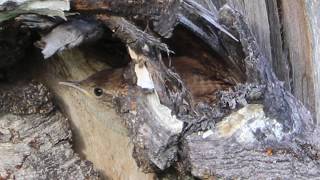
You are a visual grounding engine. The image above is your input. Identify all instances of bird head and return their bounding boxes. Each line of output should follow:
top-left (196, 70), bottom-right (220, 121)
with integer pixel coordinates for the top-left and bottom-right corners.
top-left (59, 80), bottom-right (106, 99)
top-left (59, 68), bottom-right (126, 101)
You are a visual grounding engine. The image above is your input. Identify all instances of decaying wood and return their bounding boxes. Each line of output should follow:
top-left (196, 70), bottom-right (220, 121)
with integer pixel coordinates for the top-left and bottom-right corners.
top-left (97, 16), bottom-right (185, 171)
top-left (279, 0), bottom-right (316, 119)
top-left (86, 5), bottom-right (317, 179)
top-left (0, 0), bottom-right (320, 179)
top-left (0, 81), bottom-right (99, 179)
top-left (179, 6), bottom-right (318, 179)
top-left (214, 0), bottom-right (320, 122)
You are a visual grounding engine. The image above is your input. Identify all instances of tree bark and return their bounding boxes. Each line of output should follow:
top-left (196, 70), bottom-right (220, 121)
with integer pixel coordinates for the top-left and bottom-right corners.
top-left (1, 0), bottom-right (320, 179)
top-left (0, 81), bottom-right (99, 179)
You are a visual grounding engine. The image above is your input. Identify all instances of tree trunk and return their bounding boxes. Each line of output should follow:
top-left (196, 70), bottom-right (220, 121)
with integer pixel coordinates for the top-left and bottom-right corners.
top-left (0, 0), bottom-right (319, 179)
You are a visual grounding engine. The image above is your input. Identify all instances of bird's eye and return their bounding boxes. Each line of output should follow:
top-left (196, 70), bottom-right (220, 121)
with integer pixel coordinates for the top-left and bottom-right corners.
top-left (93, 88), bottom-right (103, 97)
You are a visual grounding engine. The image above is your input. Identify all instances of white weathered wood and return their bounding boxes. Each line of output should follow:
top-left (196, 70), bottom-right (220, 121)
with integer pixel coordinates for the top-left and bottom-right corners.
top-left (37, 19), bottom-right (103, 59)
top-left (302, 0), bottom-right (320, 124)
top-left (215, 0), bottom-right (319, 122)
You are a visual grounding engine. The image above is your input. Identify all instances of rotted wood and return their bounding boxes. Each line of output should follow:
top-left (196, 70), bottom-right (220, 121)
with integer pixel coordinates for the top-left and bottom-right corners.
top-left (78, 6), bottom-right (319, 179)
top-left (70, 0), bottom-right (234, 39)
top-left (214, 0), bottom-right (320, 122)
top-left (179, 5), bottom-right (319, 179)
top-left (0, 81), bottom-right (99, 179)
top-left (1, 0), bottom-right (320, 179)
top-left (71, 0), bottom-right (181, 38)
top-left (97, 15), bottom-right (187, 171)
top-left (35, 18), bottom-right (104, 59)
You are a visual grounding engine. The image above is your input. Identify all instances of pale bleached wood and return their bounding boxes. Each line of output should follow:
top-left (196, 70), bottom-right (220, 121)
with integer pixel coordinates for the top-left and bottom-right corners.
top-left (280, 0), bottom-right (317, 121)
top-left (305, 0), bottom-right (320, 128)
top-left (214, 0), bottom-right (318, 121)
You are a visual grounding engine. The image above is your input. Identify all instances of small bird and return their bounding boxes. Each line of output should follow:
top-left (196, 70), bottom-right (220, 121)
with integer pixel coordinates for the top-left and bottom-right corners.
top-left (59, 68), bottom-right (128, 107)
top-left (60, 56), bottom-right (233, 105)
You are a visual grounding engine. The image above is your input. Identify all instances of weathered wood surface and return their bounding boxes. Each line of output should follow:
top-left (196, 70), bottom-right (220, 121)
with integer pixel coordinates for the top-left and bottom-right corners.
top-left (0, 81), bottom-right (99, 179)
top-left (80, 16), bottom-right (186, 172)
top-left (177, 5), bottom-right (319, 179)
top-left (36, 18), bottom-right (104, 59)
top-left (1, 0), bottom-right (320, 179)
top-left (280, 0), bottom-right (318, 121)
top-left (92, 5), bottom-right (319, 179)
top-left (306, 0), bottom-right (320, 128)
top-left (214, 0), bottom-right (320, 122)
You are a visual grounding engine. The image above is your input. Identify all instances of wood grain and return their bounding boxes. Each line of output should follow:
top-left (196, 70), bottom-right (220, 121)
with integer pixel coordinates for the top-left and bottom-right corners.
top-left (280, 0), bottom-right (315, 119)
top-left (305, 0), bottom-right (320, 128)
top-left (215, 0), bottom-right (318, 121)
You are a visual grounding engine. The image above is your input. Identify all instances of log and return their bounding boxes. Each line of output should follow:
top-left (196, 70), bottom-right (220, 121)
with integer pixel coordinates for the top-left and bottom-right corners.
top-left (0, 81), bottom-right (99, 179)
top-left (0, 0), bottom-right (320, 179)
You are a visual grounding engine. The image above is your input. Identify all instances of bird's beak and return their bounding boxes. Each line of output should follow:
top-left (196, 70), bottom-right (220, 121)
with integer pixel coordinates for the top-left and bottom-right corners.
top-left (59, 81), bottom-right (91, 97)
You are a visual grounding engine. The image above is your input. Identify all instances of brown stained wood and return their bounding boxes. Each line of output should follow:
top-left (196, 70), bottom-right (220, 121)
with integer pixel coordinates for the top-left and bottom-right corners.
top-left (36, 49), bottom-right (155, 180)
top-left (71, 0), bottom-right (181, 37)
top-left (71, 0), bottom-right (111, 10)
top-left (280, 0), bottom-right (316, 120)
top-left (71, 0), bottom-right (159, 13)
top-left (164, 56), bottom-right (234, 104)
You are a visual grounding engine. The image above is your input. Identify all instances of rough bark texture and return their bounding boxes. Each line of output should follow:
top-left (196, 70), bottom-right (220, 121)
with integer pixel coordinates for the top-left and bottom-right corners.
top-left (70, 0), bottom-right (181, 38)
top-left (0, 81), bottom-right (99, 179)
top-left (97, 16), bottom-right (185, 171)
top-left (178, 5), bottom-right (318, 179)
top-left (0, 0), bottom-right (320, 179)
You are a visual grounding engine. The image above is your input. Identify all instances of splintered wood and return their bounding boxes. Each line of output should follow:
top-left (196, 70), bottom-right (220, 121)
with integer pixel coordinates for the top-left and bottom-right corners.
top-left (0, 0), bottom-right (319, 179)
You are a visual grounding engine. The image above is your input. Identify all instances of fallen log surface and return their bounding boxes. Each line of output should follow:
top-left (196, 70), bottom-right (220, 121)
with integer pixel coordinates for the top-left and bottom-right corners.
top-left (0, 81), bottom-right (99, 179)
top-left (0, 0), bottom-right (320, 179)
